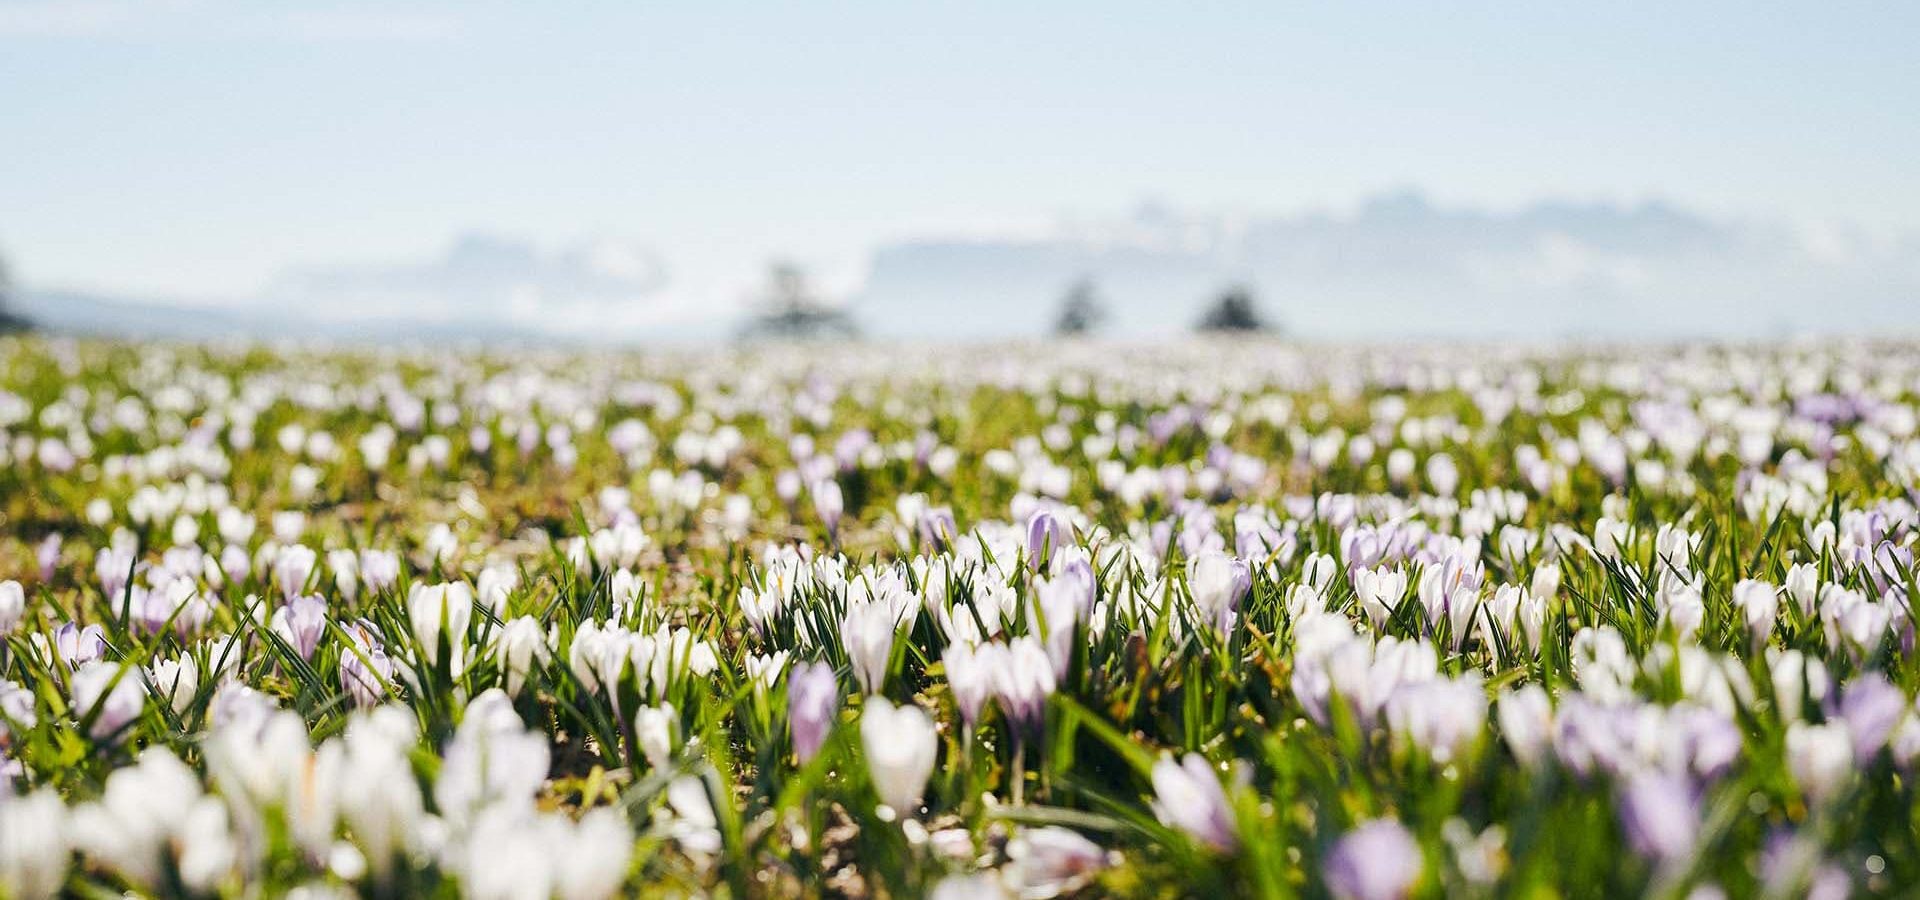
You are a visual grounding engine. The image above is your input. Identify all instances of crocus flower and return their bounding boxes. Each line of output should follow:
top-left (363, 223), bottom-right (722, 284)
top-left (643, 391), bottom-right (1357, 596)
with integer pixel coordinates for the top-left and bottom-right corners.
top-left (435, 690), bottom-right (550, 827)
top-left (340, 621), bottom-right (397, 709)
top-left (0, 581), bottom-right (22, 634)
top-left (841, 600), bottom-right (899, 695)
top-left (0, 788), bottom-right (68, 900)
top-left (273, 544), bottom-right (318, 600)
top-left (1026, 509), bottom-right (1069, 571)
top-left (34, 534), bottom-right (61, 584)
top-left (1188, 550), bottom-right (1250, 636)
top-left (1150, 754), bottom-right (1238, 851)
top-left (1787, 721), bottom-right (1855, 803)
top-left (408, 582), bottom-right (474, 675)
top-left (992, 636), bottom-right (1056, 738)
top-left (745, 651), bottom-right (788, 694)
top-left (861, 697), bottom-right (937, 817)
top-left (491, 616), bottom-right (547, 698)
top-left (72, 662), bottom-right (145, 742)
top-left (632, 703), bottom-right (677, 769)
top-left (147, 656), bottom-right (199, 716)
top-left (943, 641), bottom-right (996, 727)
top-left (1325, 818), bottom-right (1423, 900)
top-left (812, 480), bottom-right (844, 535)
top-left (1834, 672), bottom-right (1907, 763)
top-left (55, 622), bottom-right (107, 669)
top-left (1005, 826), bottom-right (1112, 898)
top-left (1352, 567), bottom-right (1407, 631)
top-left (919, 506), bottom-right (958, 549)
top-left (1618, 772), bottom-right (1699, 862)
top-left (1731, 579), bottom-right (1779, 647)
top-left (788, 660), bottom-right (839, 764)
top-left (270, 594), bottom-right (328, 661)
top-left (1784, 564), bottom-right (1820, 619)
top-left (1495, 684), bottom-right (1553, 768)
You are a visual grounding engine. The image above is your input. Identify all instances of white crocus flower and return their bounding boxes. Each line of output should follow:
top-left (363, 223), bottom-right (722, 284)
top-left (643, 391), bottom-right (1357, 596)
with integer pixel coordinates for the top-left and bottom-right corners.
top-left (493, 616), bottom-right (549, 698)
top-left (841, 600), bottom-right (901, 695)
top-left (860, 697), bottom-right (938, 817)
top-left (408, 582), bottom-right (475, 676)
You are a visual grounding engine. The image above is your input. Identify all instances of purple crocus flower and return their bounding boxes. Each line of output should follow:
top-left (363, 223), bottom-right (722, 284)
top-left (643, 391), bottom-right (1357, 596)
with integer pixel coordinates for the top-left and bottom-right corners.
top-left (270, 594), bottom-right (329, 660)
top-left (1834, 673), bottom-right (1907, 764)
top-left (35, 533), bottom-right (61, 583)
top-left (1325, 818), bottom-right (1423, 900)
top-left (55, 622), bottom-right (107, 669)
top-left (918, 506), bottom-right (958, 550)
top-left (1618, 772), bottom-right (1699, 862)
top-left (833, 429), bottom-right (872, 472)
top-left (812, 480), bottom-right (844, 536)
top-left (788, 660), bottom-right (840, 764)
top-left (339, 620), bottom-right (396, 708)
top-left (1150, 754), bottom-right (1237, 852)
top-left (1026, 509), bottom-right (1069, 571)
top-left (94, 546), bottom-right (136, 607)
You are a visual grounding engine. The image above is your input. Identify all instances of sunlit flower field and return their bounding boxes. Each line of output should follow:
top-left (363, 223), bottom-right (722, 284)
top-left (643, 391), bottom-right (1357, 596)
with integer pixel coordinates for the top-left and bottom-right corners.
top-left (2, 336), bottom-right (1919, 898)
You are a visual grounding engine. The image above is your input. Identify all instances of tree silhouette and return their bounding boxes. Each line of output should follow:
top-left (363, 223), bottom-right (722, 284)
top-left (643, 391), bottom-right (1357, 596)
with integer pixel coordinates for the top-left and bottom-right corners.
top-left (1052, 278), bottom-right (1108, 336)
top-left (738, 262), bottom-right (858, 340)
top-left (1196, 283), bottom-right (1269, 334)
top-left (0, 251), bottom-right (32, 334)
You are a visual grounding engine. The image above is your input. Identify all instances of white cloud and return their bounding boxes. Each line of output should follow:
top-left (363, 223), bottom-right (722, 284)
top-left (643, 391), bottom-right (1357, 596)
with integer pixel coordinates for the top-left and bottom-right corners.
top-left (855, 191), bottom-right (1920, 339)
top-left (262, 233), bottom-right (699, 337)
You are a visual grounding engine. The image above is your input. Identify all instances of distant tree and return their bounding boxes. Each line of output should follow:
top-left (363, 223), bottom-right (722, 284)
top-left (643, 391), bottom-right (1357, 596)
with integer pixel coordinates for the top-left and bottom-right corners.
top-left (0, 251), bottom-right (32, 334)
top-left (738, 262), bottom-right (858, 340)
top-left (1052, 278), bottom-right (1108, 336)
top-left (1196, 283), bottom-right (1269, 334)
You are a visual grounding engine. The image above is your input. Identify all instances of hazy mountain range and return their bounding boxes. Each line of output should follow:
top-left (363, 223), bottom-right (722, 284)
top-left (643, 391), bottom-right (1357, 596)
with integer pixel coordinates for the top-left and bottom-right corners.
top-left (16, 191), bottom-right (1918, 342)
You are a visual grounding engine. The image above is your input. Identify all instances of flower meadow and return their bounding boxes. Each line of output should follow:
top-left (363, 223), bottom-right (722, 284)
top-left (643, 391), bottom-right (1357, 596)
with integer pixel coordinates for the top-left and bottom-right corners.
top-left (2, 337), bottom-right (1920, 898)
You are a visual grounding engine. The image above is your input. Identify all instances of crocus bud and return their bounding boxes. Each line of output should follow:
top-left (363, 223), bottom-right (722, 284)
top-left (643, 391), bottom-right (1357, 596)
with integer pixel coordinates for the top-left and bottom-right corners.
top-left (943, 641), bottom-right (996, 728)
top-left (1530, 561), bottom-right (1561, 602)
top-left (1732, 579), bottom-right (1779, 648)
top-left (340, 621), bottom-right (397, 709)
top-left (1496, 684), bottom-right (1553, 768)
top-left (812, 480), bottom-right (844, 535)
top-left (1187, 550), bottom-right (1250, 637)
top-left (1787, 721), bottom-right (1854, 803)
top-left (494, 616), bottom-right (549, 697)
top-left (0, 788), bottom-right (68, 898)
top-left (632, 703), bottom-right (677, 770)
top-left (1835, 673), bottom-right (1906, 764)
top-left (1150, 753), bottom-right (1237, 851)
top-left (72, 662), bottom-right (145, 742)
top-left (0, 581), bottom-right (23, 635)
top-left (991, 636), bottom-right (1057, 739)
top-left (35, 534), bottom-right (61, 583)
top-left (1618, 772), bottom-right (1699, 862)
top-left (1785, 564), bottom-right (1820, 619)
top-left (408, 582), bottom-right (474, 675)
top-left (860, 697), bottom-right (938, 817)
top-left (1026, 509), bottom-right (1069, 571)
top-left (840, 601), bottom-right (899, 695)
top-left (1325, 818), bottom-right (1423, 900)
top-left (788, 661), bottom-right (839, 764)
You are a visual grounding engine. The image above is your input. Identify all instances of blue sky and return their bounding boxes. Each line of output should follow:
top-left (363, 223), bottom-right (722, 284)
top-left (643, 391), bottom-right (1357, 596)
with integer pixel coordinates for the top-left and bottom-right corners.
top-left (3, 1), bottom-right (1918, 337)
